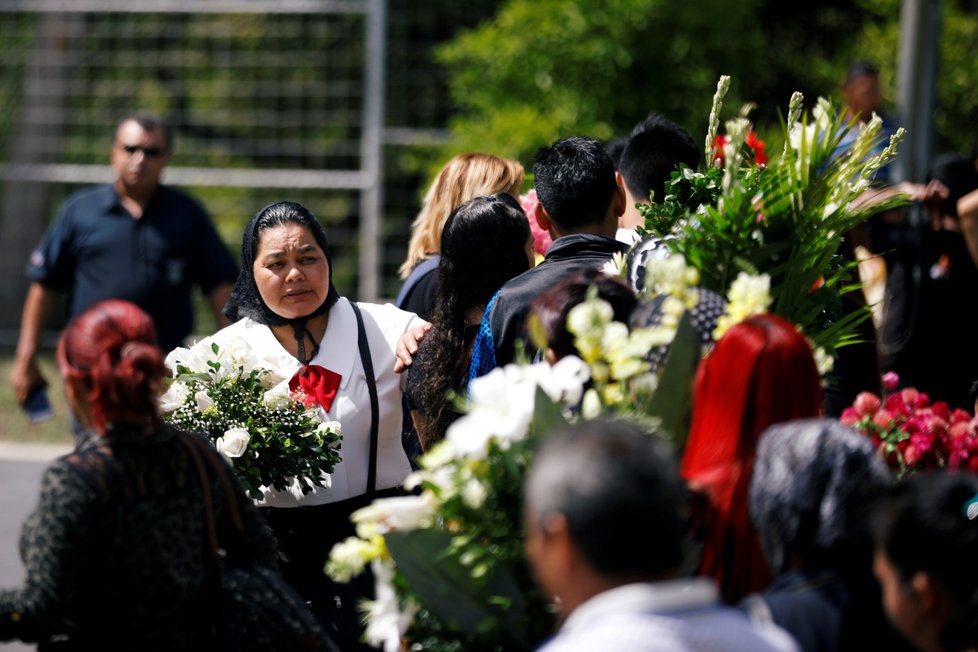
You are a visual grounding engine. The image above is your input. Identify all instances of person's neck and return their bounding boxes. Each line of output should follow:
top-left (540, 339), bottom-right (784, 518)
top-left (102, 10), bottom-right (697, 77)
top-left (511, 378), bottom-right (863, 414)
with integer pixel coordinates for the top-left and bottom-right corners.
top-left (269, 312), bottom-right (329, 362)
top-left (115, 180), bottom-right (159, 219)
top-left (558, 571), bottom-right (665, 621)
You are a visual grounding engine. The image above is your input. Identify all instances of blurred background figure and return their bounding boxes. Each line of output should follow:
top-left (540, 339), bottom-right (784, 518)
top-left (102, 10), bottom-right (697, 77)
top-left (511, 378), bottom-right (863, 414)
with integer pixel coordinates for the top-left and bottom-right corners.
top-left (524, 419), bottom-right (798, 652)
top-left (681, 314), bottom-right (823, 603)
top-left (745, 418), bottom-right (910, 652)
top-left (10, 113), bottom-right (238, 418)
top-left (396, 153), bottom-right (524, 321)
top-left (878, 154), bottom-right (978, 409)
top-left (405, 193), bottom-right (533, 449)
top-left (871, 472), bottom-right (978, 652)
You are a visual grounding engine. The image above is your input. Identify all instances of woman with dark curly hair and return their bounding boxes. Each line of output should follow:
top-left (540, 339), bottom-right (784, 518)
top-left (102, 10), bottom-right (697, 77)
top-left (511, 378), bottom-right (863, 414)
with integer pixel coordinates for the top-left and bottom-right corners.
top-left (406, 193), bottom-right (533, 449)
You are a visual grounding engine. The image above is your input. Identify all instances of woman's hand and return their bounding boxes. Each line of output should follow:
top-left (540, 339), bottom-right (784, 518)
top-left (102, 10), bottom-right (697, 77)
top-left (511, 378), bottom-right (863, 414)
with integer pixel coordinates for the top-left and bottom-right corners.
top-left (394, 322), bottom-right (432, 373)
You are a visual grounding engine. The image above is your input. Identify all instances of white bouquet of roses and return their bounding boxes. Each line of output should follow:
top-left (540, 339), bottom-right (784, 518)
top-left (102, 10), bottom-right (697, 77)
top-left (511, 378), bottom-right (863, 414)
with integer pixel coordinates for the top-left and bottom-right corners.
top-left (161, 336), bottom-right (342, 500)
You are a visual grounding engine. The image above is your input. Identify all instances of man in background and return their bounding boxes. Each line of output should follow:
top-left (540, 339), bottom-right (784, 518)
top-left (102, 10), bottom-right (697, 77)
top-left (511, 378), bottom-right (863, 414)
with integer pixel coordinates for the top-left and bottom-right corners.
top-left (468, 136), bottom-right (629, 376)
top-left (10, 112), bottom-right (238, 407)
top-left (616, 113), bottom-right (700, 243)
top-left (524, 419), bottom-right (799, 652)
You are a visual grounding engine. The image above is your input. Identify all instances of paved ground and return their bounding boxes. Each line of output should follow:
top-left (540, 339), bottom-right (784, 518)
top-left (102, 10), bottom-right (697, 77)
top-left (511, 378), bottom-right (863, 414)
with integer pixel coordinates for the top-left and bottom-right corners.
top-left (0, 443), bottom-right (73, 651)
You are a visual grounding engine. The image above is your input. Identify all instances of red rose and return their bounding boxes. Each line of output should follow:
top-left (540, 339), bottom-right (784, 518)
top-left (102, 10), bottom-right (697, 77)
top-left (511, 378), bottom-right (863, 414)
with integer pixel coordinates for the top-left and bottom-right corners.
top-left (950, 408), bottom-right (972, 425)
top-left (872, 409), bottom-right (894, 430)
top-left (289, 364), bottom-right (342, 412)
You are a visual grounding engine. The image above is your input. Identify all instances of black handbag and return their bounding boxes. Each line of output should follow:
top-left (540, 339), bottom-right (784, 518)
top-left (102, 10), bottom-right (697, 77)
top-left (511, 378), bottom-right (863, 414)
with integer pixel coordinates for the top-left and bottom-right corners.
top-left (179, 432), bottom-right (337, 652)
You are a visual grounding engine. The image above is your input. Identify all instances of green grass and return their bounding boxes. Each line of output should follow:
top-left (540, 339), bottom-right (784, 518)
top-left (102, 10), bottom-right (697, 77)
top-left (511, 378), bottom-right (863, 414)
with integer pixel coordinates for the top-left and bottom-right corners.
top-left (0, 353), bottom-right (74, 445)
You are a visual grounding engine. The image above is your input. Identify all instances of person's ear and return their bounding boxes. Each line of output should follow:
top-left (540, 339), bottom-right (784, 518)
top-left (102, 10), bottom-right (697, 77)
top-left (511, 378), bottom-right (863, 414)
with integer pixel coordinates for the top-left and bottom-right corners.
top-left (612, 173), bottom-right (627, 218)
top-left (909, 571), bottom-right (942, 616)
top-left (534, 201), bottom-right (551, 234)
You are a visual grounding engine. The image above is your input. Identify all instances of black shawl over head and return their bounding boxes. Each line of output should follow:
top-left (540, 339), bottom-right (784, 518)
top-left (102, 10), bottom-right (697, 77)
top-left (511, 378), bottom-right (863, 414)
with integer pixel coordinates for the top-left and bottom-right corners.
top-left (224, 201), bottom-right (341, 361)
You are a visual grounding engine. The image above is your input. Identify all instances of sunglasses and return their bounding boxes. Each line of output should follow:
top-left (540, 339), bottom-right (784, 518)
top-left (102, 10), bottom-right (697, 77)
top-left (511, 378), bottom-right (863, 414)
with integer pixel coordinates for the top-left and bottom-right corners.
top-left (120, 143), bottom-right (164, 158)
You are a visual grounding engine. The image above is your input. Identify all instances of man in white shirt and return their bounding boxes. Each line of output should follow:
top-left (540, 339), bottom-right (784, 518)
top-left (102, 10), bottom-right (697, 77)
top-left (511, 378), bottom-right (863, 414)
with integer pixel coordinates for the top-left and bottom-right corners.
top-left (523, 420), bottom-right (799, 652)
top-left (615, 113), bottom-right (699, 245)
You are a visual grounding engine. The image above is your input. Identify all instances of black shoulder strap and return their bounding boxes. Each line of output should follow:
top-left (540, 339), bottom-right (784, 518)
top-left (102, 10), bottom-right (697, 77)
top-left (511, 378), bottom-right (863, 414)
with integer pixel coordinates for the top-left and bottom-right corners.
top-left (349, 301), bottom-right (380, 494)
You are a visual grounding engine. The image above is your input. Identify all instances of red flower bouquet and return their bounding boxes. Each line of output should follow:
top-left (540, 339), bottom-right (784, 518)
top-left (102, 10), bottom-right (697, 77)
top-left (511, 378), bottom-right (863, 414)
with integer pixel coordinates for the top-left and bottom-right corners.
top-left (841, 374), bottom-right (978, 475)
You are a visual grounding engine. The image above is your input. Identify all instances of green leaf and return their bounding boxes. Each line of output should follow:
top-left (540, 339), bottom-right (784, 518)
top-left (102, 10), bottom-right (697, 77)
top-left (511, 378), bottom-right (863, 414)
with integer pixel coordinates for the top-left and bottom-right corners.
top-left (646, 311), bottom-right (700, 450)
top-left (526, 386), bottom-right (568, 441)
top-left (386, 529), bottom-right (528, 642)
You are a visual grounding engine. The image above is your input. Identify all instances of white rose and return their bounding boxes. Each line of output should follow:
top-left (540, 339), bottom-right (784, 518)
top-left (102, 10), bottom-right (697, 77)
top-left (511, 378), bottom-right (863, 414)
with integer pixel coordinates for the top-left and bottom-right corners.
top-left (158, 381), bottom-right (190, 413)
top-left (216, 427), bottom-right (251, 459)
top-left (262, 378), bottom-right (292, 410)
top-left (194, 390), bottom-right (214, 413)
top-left (318, 420), bottom-right (343, 437)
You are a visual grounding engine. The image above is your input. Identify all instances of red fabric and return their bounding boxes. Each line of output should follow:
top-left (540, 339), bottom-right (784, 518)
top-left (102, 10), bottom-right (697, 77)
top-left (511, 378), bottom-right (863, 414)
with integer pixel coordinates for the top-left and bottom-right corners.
top-left (680, 314), bottom-right (822, 602)
top-left (289, 364), bottom-right (342, 412)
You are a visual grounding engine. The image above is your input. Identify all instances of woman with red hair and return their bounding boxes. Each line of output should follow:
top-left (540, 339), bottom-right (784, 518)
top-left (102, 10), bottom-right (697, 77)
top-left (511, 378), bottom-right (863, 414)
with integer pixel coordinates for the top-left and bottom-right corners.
top-left (0, 300), bottom-right (297, 650)
top-left (681, 313), bottom-right (823, 603)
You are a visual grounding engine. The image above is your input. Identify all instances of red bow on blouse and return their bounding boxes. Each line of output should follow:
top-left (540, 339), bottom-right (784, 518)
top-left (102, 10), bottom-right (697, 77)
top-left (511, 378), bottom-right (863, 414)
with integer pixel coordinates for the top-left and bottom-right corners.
top-left (289, 364), bottom-right (342, 412)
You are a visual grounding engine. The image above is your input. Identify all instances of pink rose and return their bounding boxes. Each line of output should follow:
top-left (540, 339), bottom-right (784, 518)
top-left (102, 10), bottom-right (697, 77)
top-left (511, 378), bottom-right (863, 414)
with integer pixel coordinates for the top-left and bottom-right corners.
top-left (901, 388), bottom-right (919, 404)
top-left (854, 392), bottom-right (882, 417)
top-left (840, 407), bottom-right (861, 426)
top-left (950, 408), bottom-right (972, 424)
top-left (882, 371), bottom-right (900, 391)
top-left (872, 409), bottom-right (894, 429)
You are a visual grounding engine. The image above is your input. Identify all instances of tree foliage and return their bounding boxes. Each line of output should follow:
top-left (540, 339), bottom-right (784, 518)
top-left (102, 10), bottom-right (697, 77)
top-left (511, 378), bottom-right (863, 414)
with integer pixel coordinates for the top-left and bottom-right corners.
top-left (435, 0), bottom-right (978, 172)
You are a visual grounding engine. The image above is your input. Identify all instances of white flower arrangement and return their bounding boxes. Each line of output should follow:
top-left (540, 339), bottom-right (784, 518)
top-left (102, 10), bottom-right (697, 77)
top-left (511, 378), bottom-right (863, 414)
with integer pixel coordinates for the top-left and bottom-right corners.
top-left (162, 337), bottom-right (341, 500)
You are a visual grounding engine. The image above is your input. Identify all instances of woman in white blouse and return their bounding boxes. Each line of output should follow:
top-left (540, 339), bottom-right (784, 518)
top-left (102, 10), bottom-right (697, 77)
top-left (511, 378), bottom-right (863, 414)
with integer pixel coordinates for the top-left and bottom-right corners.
top-left (216, 200), bottom-right (424, 650)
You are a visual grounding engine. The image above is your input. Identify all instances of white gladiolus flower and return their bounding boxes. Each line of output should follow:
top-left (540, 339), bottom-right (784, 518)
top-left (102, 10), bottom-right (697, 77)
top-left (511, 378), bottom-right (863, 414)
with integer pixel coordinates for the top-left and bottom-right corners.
top-left (352, 494), bottom-right (435, 534)
top-left (194, 390), bottom-right (214, 413)
top-left (158, 381), bottom-right (189, 413)
top-left (447, 363), bottom-right (539, 458)
top-left (363, 559), bottom-right (418, 652)
top-left (461, 479), bottom-right (488, 509)
top-left (326, 536), bottom-right (374, 583)
top-left (216, 428), bottom-right (250, 458)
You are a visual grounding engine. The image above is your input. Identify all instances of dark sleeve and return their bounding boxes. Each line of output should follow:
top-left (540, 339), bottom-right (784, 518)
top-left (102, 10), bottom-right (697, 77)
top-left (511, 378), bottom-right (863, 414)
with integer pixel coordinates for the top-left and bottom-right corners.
top-left (188, 198), bottom-right (239, 295)
top-left (0, 462), bottom-right (100, 641)
top-left (397, 269), bottom-right (439, 322)
top-left (202, 445), bottom-right (280, 570)
top-left (25, 202), bottom-right (77, 290)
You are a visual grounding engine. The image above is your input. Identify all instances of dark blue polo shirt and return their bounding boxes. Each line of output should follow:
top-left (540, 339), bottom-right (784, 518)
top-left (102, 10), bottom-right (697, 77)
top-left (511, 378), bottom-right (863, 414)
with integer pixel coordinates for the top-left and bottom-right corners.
top-left (26, 184), bottom-right (238, 351)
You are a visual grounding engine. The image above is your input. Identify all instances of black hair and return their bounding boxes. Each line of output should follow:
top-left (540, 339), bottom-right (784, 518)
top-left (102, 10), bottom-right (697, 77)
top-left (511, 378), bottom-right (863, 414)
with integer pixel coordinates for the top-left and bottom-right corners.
top-left (525, 419), bottom-right (687, 579)
top-left (411, 193), bottom-right (531, 447)
top-left (845, 60), bottom-right (880, 86)
top-left (604, 136), bottom-right (628, 170)
top-left (872, 472), bottom-right (978, 651)
top-left (119, 112), bottom-right (174, 153)
top-left (223, 201), bottom-right (340, 327)
top-left (532, 136), bottom-right (617, 231)
top-left (619, 114), bottom-right (699, 204)
top-left (969, 379), bottom-right (978, 407)
top-left (531, 269), bottom-right (636, 361)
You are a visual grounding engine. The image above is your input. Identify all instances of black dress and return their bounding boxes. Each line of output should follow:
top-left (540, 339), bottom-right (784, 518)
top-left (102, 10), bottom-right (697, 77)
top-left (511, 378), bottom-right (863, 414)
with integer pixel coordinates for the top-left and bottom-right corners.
top-left (0, 425), bottom-right (280, 650)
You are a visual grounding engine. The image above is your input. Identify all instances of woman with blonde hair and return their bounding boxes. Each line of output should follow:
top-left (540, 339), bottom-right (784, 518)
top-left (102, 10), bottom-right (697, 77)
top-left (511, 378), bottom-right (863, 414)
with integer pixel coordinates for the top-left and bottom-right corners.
top-left (395, 152), bottom-right (524, 320)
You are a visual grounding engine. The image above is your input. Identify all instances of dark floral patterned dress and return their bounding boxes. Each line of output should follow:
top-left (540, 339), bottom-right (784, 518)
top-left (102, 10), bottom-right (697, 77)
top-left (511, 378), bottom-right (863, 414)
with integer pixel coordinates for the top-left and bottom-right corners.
top-left (0, 424), bottom-right (279, 650)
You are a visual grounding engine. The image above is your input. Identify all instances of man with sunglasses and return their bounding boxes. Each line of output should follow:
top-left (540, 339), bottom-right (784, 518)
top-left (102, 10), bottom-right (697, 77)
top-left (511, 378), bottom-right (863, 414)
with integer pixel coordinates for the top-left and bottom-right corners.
top-left (10, 113), bottom-right (238, 413)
